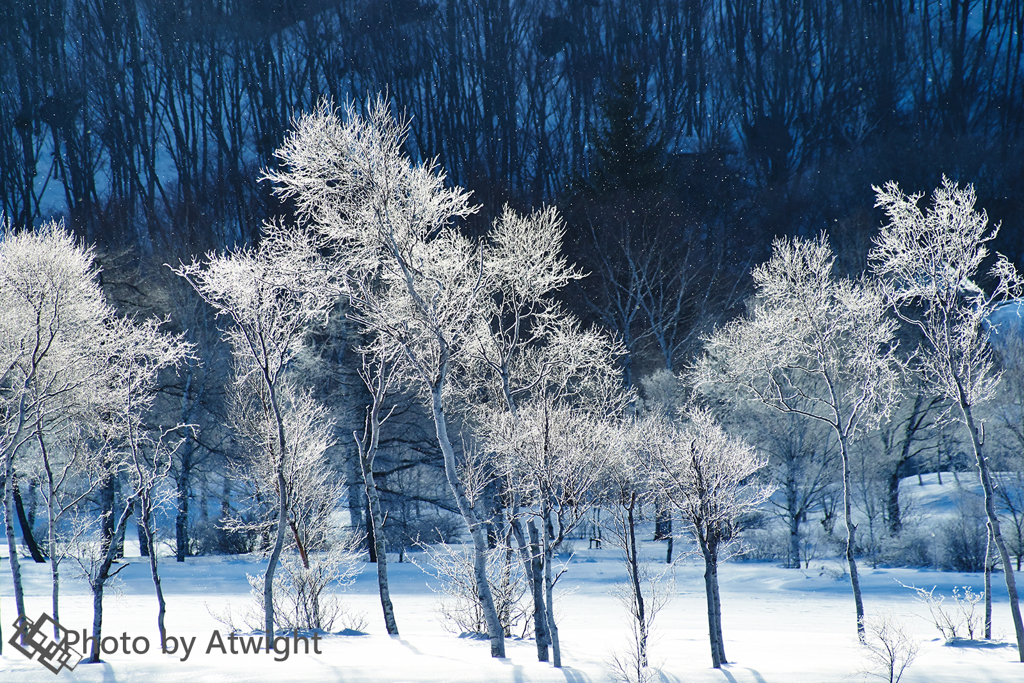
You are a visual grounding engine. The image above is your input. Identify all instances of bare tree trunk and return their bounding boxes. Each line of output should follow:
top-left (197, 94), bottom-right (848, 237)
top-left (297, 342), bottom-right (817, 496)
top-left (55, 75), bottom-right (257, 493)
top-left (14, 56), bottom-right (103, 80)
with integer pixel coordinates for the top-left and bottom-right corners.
top-left (625, 495), bottom-right (648, 667)
top-left (887, 393), bottom-right (927, 537)
top-left (886, 467), bottom-right (903, 536)
top-left (175, 446), bottom-right (192, 563)
top-left (962, 402), bottom-right (1024, 660)
top-left (98, 478), bottom-right (124, 560)
top-left (654, 501), bottom-right (671, 540)
top-left (359, 449), bottom-right (398, 635)
top-left (264, 468), bottom-right (288, 649)
top-left (511, 512), bottom-right (549, 661)
top-left (140, 495), bottom-right (167, 647)
top-left (40, 431), bottom-right (67, 640)
top-left (354, 359), bottom-right (398, 634)
top-left (789, 508), bottom-right (801, 570)
top-left (89, 498), bottom-right (135, 662)
top-left (430, 388), bottom-right (505, 658)
top-left (365, 500), bottom-right (377, 563)
top-left (263, 377), bottom-right (290, 650)
top-left (13, 477), bottom-right (44, 562)
top-left (526, 519), bottom-right (550, 662)
top-left (543, 506), bottom-right (561, 667)
top-left (698, 533), bottom-right (726, 668)
top-left (837, 431), bottom-right (866, 643)
top-left (499, 372), bottom-right (549, 660)
top-left (711, 557), bottom-right (726, 666)
top-left (985, 524), bottom-right (993, 640)
top-left (136, 499), bottom-right (150, 557)
top-left (48, 490), bottom-right (60, 639)
top-left (702, 551), bottom-right (722, 668)
top-left (89, 580), bottom-right (105, 663)
top-left (2, 446), bottom-right (27, 640)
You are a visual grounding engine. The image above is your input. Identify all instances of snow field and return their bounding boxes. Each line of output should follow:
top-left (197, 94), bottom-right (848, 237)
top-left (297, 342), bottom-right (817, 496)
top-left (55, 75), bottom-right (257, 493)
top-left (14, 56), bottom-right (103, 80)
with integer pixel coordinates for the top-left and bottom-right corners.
top-left (1, 544), bottom-right (1021, 683)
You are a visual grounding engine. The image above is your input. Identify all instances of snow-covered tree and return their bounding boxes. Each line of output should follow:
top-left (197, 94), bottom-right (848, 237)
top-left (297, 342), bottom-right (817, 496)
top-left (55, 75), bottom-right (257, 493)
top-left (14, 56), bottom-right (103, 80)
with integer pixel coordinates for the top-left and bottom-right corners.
top-left (228, 377), bottom-right (342, 563)
top-left (353, 353), bottom-right (400, 635)
top-left (26, 410), bottom-right (103, 636)
top-left (264, 98), bottom-right (508, 656)
top-left (487, 393), bottom-right (618, 668)
top-left (870, 177), bottom-right (1024, 660)
top-left (175, 220), bottom-right (334, 649)
top-left (79, 315), bottom-right (192, 662)
top-left (694, 234), bottom-right (903, 642)
top-left (228, 374), bottom-right (349, 632)
top-left (0, 220), bottom-right (111, 640)
top-left (465, 204), bottom-right (583, 663)
top-left (603, 414), bottom-right (672, 678)
top-left (644, 407), bottom-right (772, 668)
top-left (266, 97), bottom-right (635, 663)
top-left (469, 249), bottom-right (629, 669)
top-left (751, 407), bottom-right (838, 569)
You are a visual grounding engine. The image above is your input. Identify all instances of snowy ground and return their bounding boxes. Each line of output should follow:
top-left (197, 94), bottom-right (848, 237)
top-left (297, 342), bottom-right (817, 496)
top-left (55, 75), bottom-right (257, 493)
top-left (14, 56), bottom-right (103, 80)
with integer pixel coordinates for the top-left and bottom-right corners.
top-left (1, 537), bottom-right (1021, 683)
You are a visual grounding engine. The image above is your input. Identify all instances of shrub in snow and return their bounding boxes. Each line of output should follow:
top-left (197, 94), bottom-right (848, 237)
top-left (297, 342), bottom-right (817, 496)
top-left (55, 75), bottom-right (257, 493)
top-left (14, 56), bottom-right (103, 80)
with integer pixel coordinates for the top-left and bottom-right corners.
top-left (188, 513), bottom-right (261, 556)
top-left (901, 582), bottom-right (983, 641)
top-left (740, 522), bottom-right (835, 567)
top-left (608, 648), bottom-right (659, 683)
top-left (871, 177), bottom-right (1024, 659)
top-left (415, 541), bottom-right (529, 638)
top-left (861, 610), bottom-right (919, 683)
top-left (241, 541), bottom-right (364, 633)
top-left (696, 233), bottom-right (903, 643)
top-left (383, 512), bottom-right (463, 556)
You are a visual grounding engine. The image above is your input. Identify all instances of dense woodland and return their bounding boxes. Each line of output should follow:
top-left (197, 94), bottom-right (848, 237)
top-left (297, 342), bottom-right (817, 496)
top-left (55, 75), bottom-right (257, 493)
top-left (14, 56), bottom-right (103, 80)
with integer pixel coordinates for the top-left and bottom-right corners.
top-left (4, 0), bottom-right (1024, 669)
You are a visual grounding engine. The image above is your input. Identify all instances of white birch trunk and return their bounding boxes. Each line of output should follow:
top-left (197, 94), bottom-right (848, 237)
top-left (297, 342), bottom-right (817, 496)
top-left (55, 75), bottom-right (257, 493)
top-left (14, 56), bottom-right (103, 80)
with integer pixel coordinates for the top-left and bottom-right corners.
top-left (526, 519), bottom-right (550, 661)
top-left (961, 401), bottom-right (1024, 660)
top-left (837, 430), bottom-right (866, 643)
top-left (543, 506), bottom-right (561, 668)
top-left (360, 448), bottom-right (398, 635)
top-left (89, 498), bottom-right (135, 662)
top-left (429, 388), bottom-right (505, 658)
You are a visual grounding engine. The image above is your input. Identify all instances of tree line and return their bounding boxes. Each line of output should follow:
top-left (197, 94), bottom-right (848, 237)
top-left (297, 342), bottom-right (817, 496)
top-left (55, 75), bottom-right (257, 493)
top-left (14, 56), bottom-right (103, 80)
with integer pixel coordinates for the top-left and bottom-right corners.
top-left (4, 0), bottom-right (1024, 674)
top-left (3, 0), bottom-right (1024, 262)
top-left (8, 100), bottom-right (1024, 674)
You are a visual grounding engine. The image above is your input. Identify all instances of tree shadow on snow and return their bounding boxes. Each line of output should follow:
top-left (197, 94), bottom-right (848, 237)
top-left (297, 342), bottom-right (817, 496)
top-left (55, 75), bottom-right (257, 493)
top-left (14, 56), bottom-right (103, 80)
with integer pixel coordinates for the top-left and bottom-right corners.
top-left (717, 664), bottom-right (768, 683)
top-left (943, 638), bottom-right (1014, 649)
top-left (560, 665), bottom-right (591, 683)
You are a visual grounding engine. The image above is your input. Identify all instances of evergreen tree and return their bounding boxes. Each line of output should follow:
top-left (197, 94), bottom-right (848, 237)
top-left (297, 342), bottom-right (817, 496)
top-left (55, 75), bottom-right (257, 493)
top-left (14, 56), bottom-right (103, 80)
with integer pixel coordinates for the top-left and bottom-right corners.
top-left (589, 66), bottom-right (668, 196)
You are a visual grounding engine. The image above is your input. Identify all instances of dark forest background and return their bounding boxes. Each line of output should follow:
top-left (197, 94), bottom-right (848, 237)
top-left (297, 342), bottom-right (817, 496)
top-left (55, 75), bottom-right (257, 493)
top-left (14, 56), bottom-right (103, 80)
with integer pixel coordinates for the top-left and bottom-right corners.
top-left (5, 1), bottom-right (1024, 260)
top-left (4, 0), bottom-right (1024, 562)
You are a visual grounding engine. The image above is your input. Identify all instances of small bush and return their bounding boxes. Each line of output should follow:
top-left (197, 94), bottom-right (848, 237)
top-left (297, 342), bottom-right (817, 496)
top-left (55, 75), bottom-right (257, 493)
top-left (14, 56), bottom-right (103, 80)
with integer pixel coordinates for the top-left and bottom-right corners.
top-left (862, 611), bottom-right (919, 683)
top-left (900, 582), bottom-right (983, 641)
top-left (877, 526), bottom-right (934, 569)
top-left (856, 515), bottom-right (936, 569)
top-left (222, 537), bottom-right (364, 633)
top-left (733, 527), bottom-right (786, 562)
top-left (609, 649), bottom-right (658, 683)
top-left (415, 541), bottom-right (529, 637)
top-left (736, 522), bottom-right (834, 567)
